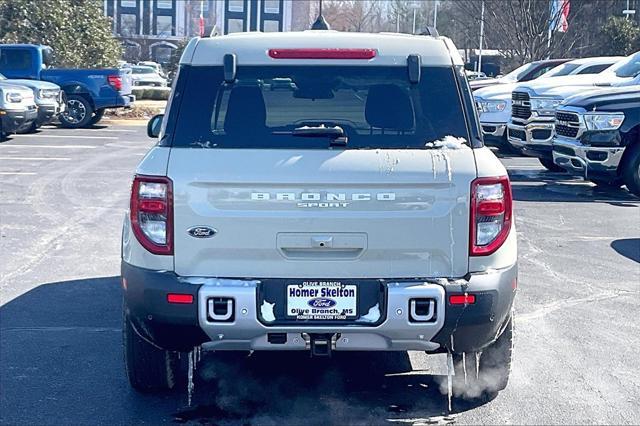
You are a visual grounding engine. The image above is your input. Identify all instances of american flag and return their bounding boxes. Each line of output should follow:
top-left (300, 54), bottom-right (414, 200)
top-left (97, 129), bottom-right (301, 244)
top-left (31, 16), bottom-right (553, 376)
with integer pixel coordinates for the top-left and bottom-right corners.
top-left (550, 0), bottom-right (570, 33)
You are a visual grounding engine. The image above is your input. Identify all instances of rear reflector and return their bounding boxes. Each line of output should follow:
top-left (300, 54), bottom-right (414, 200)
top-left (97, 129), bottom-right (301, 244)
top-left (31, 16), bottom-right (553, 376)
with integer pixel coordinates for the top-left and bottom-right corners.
top-left (167, 293), bottom-right (194, 304)
top-left (449, 294), bottom-right (476, 305)
top-left (268, 48), bottom-right (376, 60)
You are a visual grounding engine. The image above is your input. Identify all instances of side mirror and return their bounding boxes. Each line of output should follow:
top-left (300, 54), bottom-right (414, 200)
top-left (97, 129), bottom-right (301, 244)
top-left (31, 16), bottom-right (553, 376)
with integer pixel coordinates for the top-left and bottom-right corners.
top-left (147, 114), bottom-right (164, 138)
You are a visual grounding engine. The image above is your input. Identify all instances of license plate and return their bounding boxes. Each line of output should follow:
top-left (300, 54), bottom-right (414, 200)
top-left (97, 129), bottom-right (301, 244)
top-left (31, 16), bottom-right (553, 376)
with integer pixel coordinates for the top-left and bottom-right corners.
top-left (287, 281), bottom-right (357, 320)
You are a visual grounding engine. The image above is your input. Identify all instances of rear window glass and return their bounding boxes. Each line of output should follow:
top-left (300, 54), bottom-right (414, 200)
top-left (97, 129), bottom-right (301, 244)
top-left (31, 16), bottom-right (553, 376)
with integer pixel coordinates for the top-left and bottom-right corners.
top-left (170, 65), bottom-right (469, 149)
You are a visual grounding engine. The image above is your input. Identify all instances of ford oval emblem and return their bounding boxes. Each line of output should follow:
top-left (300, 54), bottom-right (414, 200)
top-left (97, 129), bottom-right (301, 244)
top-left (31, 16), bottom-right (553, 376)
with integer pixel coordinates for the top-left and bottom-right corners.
top-left (187, 226), bottom-right (217, 238)
top-left (308, 298), bottom-right (337, 308)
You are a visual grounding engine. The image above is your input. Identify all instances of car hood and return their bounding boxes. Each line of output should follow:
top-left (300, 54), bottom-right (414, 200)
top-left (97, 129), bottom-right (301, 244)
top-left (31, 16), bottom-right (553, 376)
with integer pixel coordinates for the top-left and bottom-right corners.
top-left (3, 79), bottom-right (60, 91)
top-left (562, 85), bottom-right (640, 109)
top-left (469, 78), bottom-right (507, 90)
top-left (474, 82), bottom-right (517, 100)
top-left (516, 73), bottom-right (633, 97)
top-left (0, 81), bottom-right (34, 95)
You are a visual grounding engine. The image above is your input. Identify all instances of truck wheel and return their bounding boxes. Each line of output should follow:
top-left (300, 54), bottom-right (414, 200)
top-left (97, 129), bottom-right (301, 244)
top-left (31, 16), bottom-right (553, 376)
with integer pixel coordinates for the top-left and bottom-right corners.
top-left (622, 145), bottom-right (640, 197)
top-left (89, 108), bottom-right (106, 126)
top-left (60, 94), bottom-right (93, 128)
top-left (452, 314), bottom-right (513, 398)
top-left (123, 310), bottom-right (183, 392)
top-left (539, 157), bottom-right (566, 172)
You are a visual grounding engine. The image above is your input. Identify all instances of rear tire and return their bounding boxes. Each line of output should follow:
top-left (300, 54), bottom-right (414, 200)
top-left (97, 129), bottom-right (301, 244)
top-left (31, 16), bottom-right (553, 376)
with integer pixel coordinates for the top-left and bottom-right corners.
top-left (539, 157), bottom-right (566, 172)
top-left (123, 309), bottom-right (183, 392)
top-left (89, 108), bottom-right (106, 126)
top-left (622, 145), bottom-right (640, 197)
top-left (59, 94), bottom-right (93, 128)
top-left (452, 313), bottom-right (513, 398)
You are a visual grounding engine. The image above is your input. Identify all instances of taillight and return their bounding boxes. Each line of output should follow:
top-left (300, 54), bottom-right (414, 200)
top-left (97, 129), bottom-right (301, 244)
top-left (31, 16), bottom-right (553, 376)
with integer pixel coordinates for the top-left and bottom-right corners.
top-left (130, 175), bottom-right (173, 255)
top-left (107, 75), bottom-right (122, 91)
top-left (268, 48), bottom-right (377, 60)
top-left (470, 176), bottom-right (512, 256)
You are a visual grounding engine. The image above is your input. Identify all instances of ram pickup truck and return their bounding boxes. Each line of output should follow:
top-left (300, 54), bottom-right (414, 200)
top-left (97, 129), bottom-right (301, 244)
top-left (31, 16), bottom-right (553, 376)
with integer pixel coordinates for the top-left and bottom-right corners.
top-left (0, 44), bottom-right (134, 128)
top-left (552, 86), bottom-right (640, 195)
top-left (475, 57), bottom-right (621, 152)
top-left (0, 80), bottom-right (37, 140)
top-left (469, 58), bottom-right (569, 91)
top-left (507, 51), bottom-right (640, 170)
top-left (0, 73), bottom-right (64, 132)
top-left (122, 31), bottom-right (517, 398)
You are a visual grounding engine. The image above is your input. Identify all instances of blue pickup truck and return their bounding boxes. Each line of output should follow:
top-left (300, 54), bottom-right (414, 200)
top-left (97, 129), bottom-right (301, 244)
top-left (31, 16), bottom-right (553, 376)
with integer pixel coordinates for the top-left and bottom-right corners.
top-left (0, 44), bottom-right (134, 128)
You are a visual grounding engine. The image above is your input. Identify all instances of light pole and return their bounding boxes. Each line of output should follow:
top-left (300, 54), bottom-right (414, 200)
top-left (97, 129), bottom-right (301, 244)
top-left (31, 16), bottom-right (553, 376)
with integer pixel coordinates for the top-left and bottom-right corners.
top-left (433, 0), bottom-right (440, 29)
top-left (409, 1), bottom-right (420, 34)
top-left (477, 0), bottom-right (485, 74)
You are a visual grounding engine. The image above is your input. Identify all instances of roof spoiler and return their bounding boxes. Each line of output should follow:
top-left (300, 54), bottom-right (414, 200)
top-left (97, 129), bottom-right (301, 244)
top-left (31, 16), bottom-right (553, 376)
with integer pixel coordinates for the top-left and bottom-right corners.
top-left (419, 27), bottom-right (440, 37)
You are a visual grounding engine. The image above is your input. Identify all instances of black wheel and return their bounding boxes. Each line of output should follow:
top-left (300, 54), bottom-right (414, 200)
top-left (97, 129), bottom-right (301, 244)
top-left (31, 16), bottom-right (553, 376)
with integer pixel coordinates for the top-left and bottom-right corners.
top-left (89, 108), bottom-right (106, 126)
top-left (539, 157), bottom-right (566, 172)
top-left (0, 119), bottom-right (6, 141)
top-left (622, 144), bottom-right (640, 197)
top-left (59, 94), bottom-right (93, 128)
top-left (123, 309), bottom-right (183, 392)
top-left (451, 314), bottom-right (513, 399)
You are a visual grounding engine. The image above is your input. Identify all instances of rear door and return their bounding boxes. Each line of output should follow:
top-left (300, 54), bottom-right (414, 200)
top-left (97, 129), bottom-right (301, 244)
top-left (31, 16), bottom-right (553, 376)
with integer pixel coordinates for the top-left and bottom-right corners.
top-left (167, 64), bottom-right (478, 279)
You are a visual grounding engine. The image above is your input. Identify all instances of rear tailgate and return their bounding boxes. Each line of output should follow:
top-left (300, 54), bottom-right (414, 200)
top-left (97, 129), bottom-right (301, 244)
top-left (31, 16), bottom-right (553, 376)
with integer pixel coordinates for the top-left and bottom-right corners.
top-left (168, 147), bottom-right (477, 279)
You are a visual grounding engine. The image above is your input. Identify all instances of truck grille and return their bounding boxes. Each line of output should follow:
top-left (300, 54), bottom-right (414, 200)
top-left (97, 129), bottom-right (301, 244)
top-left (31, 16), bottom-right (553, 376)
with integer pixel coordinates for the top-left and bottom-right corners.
top-left (511, 91), bottom-right (531, 120)
top-left (555, 111), bottom-right (580, 138)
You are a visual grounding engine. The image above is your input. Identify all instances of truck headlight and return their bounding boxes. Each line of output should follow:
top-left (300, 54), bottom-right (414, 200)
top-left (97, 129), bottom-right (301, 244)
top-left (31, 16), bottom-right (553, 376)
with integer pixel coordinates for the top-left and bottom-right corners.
top-left (5, 92), bottom-right (23, 103)
top-left (530, 97), bottom-right (562, 116)
top-left (584, 113), bottom-right (625, 131)
top-left (476, 99), bottom-right (507, 114)
top-left (38, 89), bottom-right (59, 99)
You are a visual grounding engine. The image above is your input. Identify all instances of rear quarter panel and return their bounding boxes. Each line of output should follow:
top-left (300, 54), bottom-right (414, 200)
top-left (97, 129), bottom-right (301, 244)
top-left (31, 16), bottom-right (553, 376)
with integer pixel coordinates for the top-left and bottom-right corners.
top-left (469, 147), bottom-right (517, 272)
top-left (41, 68), bottom-right (121, 109)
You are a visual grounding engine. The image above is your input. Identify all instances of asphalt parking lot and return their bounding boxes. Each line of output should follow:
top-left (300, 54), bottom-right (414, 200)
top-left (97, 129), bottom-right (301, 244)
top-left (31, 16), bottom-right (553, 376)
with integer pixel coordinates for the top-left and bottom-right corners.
top-left (1, 123), bottom-right (639, 425)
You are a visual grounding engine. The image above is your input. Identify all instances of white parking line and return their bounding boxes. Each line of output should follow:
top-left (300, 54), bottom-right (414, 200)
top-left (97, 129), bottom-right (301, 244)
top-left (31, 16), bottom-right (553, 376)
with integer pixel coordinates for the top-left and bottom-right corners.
top-left (11, 134), bottom-right (117, 140)
top-left (0, 145), bottom-right (97, 149)
top-left (0, 172), bottom-right (37, 175)
top-left (0, 157), bottom-right (71, 161)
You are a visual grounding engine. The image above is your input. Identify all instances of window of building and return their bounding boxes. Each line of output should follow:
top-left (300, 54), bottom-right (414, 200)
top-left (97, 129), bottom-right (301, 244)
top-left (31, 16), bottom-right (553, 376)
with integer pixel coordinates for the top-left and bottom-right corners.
top-left (228, 0), bottom-right (244, 12)
top-left (120, 13), bottom-right (138, 36)
top-left (156, 0), bottom-right (172, 9)
top-left (156, 15), bottom-right (173, 35)
top-left (263, 20), bottom-right (279, 32)
top-left (120, 0), bottom-right (136, 8)
top-left (228, 19), bottom-right (244, 33)
top-left (264, 0), bottom-right (279, 13)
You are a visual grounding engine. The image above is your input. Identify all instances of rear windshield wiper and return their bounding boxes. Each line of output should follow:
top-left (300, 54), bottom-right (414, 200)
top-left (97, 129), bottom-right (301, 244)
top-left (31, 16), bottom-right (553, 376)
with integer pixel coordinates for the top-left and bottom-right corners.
top-left (273, 125), bottom-right (348, 147)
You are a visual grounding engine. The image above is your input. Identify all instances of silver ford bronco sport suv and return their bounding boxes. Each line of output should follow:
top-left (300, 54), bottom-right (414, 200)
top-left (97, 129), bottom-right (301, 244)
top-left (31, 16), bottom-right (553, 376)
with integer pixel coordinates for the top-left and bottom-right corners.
top-left (122, 31), bottom-right (517, 397)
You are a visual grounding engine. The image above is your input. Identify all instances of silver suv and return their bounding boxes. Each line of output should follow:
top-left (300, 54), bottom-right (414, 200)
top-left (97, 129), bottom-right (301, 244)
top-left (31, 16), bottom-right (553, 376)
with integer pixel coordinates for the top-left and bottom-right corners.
top-left (122, 31), bottom-right (517, 398)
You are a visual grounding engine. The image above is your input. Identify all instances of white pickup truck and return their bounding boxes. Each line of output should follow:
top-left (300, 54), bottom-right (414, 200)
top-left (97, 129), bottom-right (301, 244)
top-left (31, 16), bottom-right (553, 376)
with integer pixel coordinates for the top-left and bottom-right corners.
top-left (121, 31), bottom-right (518, 399)
top-left (474, 56), bottom-right (621, 152)
top-left (507, 51), bottom-right (640, 170)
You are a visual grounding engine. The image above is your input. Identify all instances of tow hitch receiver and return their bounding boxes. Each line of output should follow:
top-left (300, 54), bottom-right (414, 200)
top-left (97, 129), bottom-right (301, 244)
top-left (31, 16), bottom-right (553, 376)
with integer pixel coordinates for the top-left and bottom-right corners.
top-left (310, 333), bottom-right (334, 357)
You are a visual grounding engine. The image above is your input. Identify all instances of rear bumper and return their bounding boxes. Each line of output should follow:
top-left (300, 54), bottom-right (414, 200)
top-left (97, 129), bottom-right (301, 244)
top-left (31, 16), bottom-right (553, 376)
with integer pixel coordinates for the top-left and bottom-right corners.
top-left (507, 119), bottom-right (555, 159)
top-left (552, 136), bottom-right (625, 178)
top-left (122, 262), bottom-right (517, 353)
top-left (0, 107), bottom-right (38, 133)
